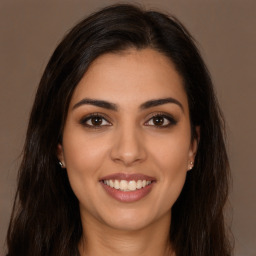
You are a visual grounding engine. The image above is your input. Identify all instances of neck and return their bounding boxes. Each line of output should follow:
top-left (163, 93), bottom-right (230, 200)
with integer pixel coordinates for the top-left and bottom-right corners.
top-left (78, 211), bottom-right (175, 256)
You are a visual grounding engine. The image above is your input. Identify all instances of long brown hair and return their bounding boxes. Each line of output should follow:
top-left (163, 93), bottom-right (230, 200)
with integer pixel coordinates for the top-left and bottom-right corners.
top-left (6, 4), bottom-right (232, 256)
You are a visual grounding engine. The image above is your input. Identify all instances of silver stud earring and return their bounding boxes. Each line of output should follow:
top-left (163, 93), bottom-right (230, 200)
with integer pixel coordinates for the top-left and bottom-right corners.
top-left (189, 161), bottom-right (193, 170)
top-left (59, 161), bottom-right (64, 168)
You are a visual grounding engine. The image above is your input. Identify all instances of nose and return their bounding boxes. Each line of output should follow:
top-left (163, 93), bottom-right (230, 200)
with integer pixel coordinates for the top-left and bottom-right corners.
top-left (110, 124), bottom-right (147, 166)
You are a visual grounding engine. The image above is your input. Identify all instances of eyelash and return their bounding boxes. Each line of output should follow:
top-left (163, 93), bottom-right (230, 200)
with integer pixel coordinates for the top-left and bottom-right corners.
top-left (145, 112), bottom-right (177, 128)
top-left (80, 113), bottom-right (111, 129)
top-left (80, 112), bottom-right (177, 129)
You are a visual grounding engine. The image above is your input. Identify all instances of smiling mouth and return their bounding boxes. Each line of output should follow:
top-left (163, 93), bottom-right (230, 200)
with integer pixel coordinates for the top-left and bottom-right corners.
top-left (99, 173), bottom-right (156, 202)
top-left (102, 179), bottom-right (153, 191)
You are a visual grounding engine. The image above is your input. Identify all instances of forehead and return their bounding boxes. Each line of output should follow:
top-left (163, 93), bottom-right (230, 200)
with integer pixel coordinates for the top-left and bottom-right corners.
top-left (70, 48), bottom-right (188, 112)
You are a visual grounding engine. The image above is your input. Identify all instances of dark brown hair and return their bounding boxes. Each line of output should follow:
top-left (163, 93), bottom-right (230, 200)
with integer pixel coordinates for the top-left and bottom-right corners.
top-left (6, 4), bottom-right (232, 256)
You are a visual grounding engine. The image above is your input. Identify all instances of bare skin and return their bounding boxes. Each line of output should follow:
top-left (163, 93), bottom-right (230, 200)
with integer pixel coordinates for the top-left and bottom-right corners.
top-left (79, 209), bottom-right (174, 256)
top-left (58, 48), bottom-right (198, 256)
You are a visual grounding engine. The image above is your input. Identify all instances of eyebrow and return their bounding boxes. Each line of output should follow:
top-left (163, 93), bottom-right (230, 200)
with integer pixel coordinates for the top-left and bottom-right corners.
top-left (72, 98), bottom-right (118, 111)
top-left (140, 98), bottom-right (184, 112)
top-left (72, 97), bottom-right (184, 112)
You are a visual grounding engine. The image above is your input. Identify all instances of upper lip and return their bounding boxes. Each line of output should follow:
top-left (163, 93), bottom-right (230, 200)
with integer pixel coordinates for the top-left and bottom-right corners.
top-left (100, 173), bottom-right (156, 182)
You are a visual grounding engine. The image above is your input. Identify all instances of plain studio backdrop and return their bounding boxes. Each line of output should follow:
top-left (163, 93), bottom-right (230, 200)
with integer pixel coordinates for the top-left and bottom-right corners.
top-left (0, 1), bottom-right (255, 255)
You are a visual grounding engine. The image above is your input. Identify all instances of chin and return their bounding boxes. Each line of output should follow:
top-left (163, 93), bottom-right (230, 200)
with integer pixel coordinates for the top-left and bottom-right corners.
top-left (100, 207), bottom-right (165, 232)
top-left (106, 217), bottom-right (152, 232)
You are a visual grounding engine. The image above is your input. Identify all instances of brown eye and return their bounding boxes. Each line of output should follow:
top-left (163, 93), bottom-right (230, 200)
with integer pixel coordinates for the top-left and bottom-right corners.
top-left (91, 116), bottom-right (103, 126)
top-left (80, 114), bottom-right (111, 128)
top-left (145, 114), bottom-right (177, 128)
top-left (152, 116), bottom-right (164, 126)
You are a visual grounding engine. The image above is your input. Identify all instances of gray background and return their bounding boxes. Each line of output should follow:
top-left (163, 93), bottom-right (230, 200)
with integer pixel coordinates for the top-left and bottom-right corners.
top-left (1, 1), bottom-right (255, 255)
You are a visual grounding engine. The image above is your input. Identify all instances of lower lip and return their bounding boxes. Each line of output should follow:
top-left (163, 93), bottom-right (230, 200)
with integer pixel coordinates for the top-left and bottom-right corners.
top-left (100, 182), bottom-right (154, 203)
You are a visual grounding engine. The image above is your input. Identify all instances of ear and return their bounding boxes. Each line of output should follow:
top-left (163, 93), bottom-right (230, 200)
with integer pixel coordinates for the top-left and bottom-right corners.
top-left (57, 143), bottom-right (66, 168)
top-left (188, 126), bottom-right (200, 170)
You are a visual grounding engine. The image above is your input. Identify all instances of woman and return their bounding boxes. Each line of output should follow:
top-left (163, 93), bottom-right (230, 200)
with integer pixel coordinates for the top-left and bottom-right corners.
top-left (6, 4), bottom-right (232, 256)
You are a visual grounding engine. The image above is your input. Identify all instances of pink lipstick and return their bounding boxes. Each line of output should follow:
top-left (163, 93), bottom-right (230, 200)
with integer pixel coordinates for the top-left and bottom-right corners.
top-left (100, 173), bottom-right (156, 203)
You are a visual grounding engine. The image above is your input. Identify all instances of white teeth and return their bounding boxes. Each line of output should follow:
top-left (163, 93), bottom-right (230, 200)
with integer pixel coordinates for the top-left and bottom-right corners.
top-left (128, 180), bottom-right (137, 191)
top-left (114, 180), bottom-right (120, 189)
top-left (136, 180), bottom-right (142, 189)
top-left (120, 180), bottom-right (128, 191)
top-left (109, 180), bottom-right (114, 188)
top-left (103, 179), bottom-right (152, 191)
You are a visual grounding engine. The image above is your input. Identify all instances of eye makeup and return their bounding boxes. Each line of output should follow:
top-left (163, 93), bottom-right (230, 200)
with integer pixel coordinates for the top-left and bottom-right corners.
top-left (144, 112), bottom-right (178, 128)
top-left (79, 113), bottom-right (112, 129)
top-left (79, 111), bottom-right (178, 130)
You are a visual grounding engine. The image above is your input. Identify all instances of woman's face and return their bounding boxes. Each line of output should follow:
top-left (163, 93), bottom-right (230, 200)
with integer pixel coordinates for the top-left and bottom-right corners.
top-left (58, 48), bottom-right (198, 231)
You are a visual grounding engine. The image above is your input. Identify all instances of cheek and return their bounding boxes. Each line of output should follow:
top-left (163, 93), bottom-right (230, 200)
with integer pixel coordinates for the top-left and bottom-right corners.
top-left (61, 133), bottom-right (110, 214)
top-left (155, 140), bottom-right (188, 193)
top-left (149, 129), bottom-right (191, 172)
top-left (63, 130), bottom-right (108, 172)
top-left (147, 131), bottom-right (190, 209)
top-left (62, 130), bottom-right (110, 199)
